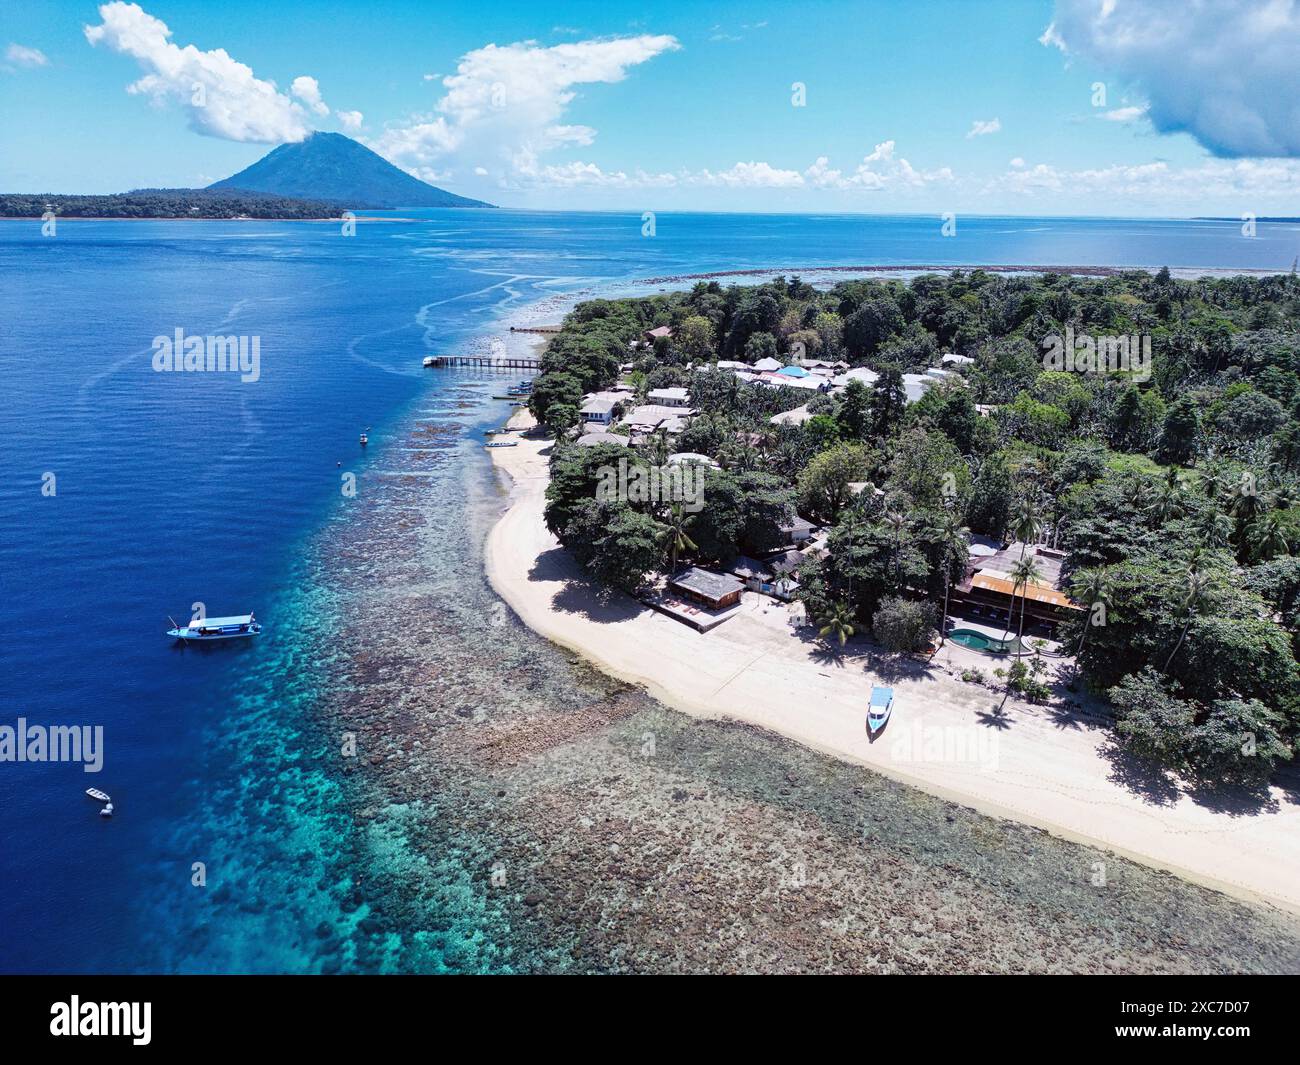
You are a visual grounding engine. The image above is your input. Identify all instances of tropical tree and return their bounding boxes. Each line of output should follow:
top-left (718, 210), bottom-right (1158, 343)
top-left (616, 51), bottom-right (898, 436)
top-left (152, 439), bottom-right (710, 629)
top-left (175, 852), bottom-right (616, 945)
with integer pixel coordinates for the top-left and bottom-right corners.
top-left (1012, 499), bottom-right (1042, 556)
top-left (1070, 567), bottom-right (1111, 658)
top-left (926, 511), bottom-right (969, 645)
top-left (1162, 567), bottom-right (1213, 673)
top-left (819, 601), bottom-right (856, 648)
top-left (1009, 555), bottom-right (1045, 657)
top-left (661, 502), bottom-right (698, 576)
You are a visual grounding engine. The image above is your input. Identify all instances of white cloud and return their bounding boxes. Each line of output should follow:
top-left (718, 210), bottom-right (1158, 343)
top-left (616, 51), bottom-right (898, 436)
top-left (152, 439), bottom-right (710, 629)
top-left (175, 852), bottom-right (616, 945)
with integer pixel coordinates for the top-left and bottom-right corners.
top-left (1044, 0), bottom-right (1300, 157)
top-left (988, 155), bottom-right (1300, 204)
top-left (692, 161), bottom-right (804, 188)
top-left (84, 2), bottom-right (312, 143)
top-left (291, 75), bottom-right (329, 116)
top-left (1010, 156), bottom-right (1026, 168)
top-left (371, 35), bottom-right (679, 178)
top-left (1100, 105), bottom-right (1146, 123)
top-left (966, 118), bottom-right (1001, 138)
top-left (336, 109), bottom-right (363, 132)
top-left (5, 43), bottom-right (49, 69)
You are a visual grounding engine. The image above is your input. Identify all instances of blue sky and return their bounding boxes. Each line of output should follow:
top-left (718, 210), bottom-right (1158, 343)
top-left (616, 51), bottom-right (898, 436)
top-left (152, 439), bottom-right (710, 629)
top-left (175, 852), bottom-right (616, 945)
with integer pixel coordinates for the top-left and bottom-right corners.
top-left (3, 0), bottom-right (1299, 214)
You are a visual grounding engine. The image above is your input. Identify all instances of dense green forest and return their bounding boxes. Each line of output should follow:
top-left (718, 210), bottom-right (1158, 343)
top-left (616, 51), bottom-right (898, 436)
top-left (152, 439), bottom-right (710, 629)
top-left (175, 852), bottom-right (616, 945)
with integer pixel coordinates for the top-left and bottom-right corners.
top-left (0, 188), bottom-right (361, 219)
top-left (537, 269), bottom-right (1300, 790)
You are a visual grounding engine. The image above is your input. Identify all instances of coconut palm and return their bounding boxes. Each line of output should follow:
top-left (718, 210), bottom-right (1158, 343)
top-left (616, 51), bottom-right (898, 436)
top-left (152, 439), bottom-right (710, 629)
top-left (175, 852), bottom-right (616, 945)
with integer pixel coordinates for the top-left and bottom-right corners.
top-left (1009, 556), bottom-right (1045, 659)
top-left (883, 508), bottom-right (909, 582)
top-left (1192, 506), bottom-right (1233, 548)
top-left (1162, 568), bottom-right (1213, 674)
top-left (1012, 499), bottom-right (1042, 557)
top-left (926, 512), bottom-right (969, 647)
top-left (1247, 514), bottom-right (1291, 562)
top-left (818, 601), bottom-right (855, 648)
top-left (1147, 474), bottom-right (1187, 524)
top-left (1070, 567), bottom-right (1111, 658)
top-left (661, 502), bottom-right (698, 576)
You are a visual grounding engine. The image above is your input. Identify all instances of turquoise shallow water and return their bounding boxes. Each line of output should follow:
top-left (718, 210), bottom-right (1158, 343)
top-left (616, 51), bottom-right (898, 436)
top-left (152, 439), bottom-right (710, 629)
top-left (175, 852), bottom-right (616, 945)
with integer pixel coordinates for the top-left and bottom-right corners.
top-left (3, 211), bottom-right (1300, 972)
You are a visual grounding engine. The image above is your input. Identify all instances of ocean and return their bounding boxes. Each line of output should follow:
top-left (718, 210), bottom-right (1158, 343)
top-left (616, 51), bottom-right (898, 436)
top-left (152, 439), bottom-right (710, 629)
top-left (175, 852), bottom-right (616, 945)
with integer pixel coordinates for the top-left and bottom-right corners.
top-left (2, 210), bottom-right (1298, 973)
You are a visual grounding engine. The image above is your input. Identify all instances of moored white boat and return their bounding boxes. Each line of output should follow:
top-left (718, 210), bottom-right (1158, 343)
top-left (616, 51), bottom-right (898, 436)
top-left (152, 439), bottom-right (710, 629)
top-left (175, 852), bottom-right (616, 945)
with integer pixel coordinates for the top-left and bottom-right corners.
top-left (167, 613), bottom-right (262, 642)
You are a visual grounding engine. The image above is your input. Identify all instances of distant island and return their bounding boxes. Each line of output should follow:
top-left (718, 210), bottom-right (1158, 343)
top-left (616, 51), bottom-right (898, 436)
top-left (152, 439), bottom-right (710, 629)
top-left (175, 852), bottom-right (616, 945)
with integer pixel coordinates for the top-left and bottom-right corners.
top-left (209, 132), bottom-right (495, 209)
top-left (2, 131), bottom-right (495, 219)
top-left (0, 187), bottom-right (358, 219)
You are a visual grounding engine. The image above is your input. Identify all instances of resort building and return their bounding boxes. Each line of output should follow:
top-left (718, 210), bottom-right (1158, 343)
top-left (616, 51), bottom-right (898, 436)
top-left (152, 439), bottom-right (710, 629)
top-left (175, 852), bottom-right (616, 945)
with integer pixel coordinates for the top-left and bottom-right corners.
top-left (752, 357), bottom-right (783, 373)
top-left (770, 404), bottom-right (815, 426)
top-left (667, 567), bottom-right (745, 610)
top-left (941, 352), bottom-right (975, 367)
top-left (729, 555), bottom-right (798, 601)
top-left (830, 366), bottom-right (880, 389)
top-left (621, 404), bottom-right (695, 433)
top-left (667, 451), bottom-right (720, 468)
top-left (646, 386), bottom-right (692, 408)
top-left (579, 395), bottom-right (619, 425)
top-left (949, 540), bottom-right (1080, 632)
top-left (576, 429), bottom-right (630, 447)
top-left (643, 325), bottom-right (674, 343)
top-left (778, 514), bottom-right (820, 545)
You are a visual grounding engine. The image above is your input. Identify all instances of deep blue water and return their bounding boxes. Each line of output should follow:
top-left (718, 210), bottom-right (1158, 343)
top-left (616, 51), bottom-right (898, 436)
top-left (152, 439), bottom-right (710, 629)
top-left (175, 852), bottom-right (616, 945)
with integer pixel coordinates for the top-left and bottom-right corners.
top-left (1, 210), bottom-right (1297, 973)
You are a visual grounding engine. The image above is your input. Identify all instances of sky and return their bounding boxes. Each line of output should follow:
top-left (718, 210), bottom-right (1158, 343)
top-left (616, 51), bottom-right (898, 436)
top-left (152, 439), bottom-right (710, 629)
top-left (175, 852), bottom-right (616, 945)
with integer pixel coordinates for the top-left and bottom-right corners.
top-left (2, 0), bottom-right (1299, 215)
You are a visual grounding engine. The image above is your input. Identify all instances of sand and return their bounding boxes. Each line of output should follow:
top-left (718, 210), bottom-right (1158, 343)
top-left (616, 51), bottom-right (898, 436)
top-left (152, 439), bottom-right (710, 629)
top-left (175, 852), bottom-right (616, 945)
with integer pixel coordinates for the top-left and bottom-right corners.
top-left (485, 421), bottom-right (1300, 919)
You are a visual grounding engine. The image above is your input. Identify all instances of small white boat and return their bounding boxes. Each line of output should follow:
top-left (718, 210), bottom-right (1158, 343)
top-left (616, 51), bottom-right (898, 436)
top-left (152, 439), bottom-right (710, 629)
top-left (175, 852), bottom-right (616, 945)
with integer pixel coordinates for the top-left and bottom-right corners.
top-left (422, 356), bottom-right (436, 368)
top-left (359, 432), bottom-right (369, 446)
top-left (167, 613), bottom-right (262, 642)
top-left (485, 440), bottom-right (518, 448)
top-left (867, 686), bottom-right (894, 738)
top-left (85, 788), bottom-right (111, 803)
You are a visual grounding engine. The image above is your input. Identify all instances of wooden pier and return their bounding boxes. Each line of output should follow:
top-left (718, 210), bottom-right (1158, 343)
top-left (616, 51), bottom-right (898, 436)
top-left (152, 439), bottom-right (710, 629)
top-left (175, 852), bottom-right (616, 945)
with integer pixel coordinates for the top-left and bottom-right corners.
top-left (508, 325), bottom-right (561, 335)
top-left (427, 355), bottom-right (542, 370)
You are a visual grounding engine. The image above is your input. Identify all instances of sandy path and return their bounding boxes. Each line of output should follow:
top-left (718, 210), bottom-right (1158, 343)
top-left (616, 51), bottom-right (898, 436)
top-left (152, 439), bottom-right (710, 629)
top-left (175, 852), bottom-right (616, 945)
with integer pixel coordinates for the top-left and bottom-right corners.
top-left (485, 416), bottom-right (1300, 914)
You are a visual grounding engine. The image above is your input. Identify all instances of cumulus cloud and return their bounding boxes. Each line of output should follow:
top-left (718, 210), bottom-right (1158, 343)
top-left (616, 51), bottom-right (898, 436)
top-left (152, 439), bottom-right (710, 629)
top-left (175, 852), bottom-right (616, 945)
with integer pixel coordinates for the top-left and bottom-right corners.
top-left (5, 43), bottom-right (49, 69)
top-left (1043, 0), bottom-right (1300, 157)
top-left (966, 118), bottom-right (1001, 138)
top-left (84, 2), bottom-right (312, 143)
top-left (336, 109), bottom-right (363, 132)
top-left (291, 75), bottom-right (329, 116)
top-left (371, 35), bottom-right (680, 180)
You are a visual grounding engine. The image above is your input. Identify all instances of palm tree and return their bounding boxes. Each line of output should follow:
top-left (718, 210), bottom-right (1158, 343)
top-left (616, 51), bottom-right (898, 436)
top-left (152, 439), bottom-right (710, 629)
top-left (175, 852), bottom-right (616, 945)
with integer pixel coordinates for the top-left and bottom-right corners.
top-left (819, 601), bottom-right (855, 648)
top-left (883, 509), bottom-right (909, 583)
top-left (1247, 514), bottom-right (1290, 562)
top-left (1192, 506), bottom-right (1233, 548)
top-left (1162, 568), bottom-right (1213, 673)
top-left (661, 503), bottom-right (698, 576)
top-left (1012, 500), bottom-right (1042, 557)
top-left (1070, 567), bottom-right (1111, 658)
top-left (1147, 471), bottom-right (1187, 525)
top-left (927, 512), bottom-right (969, 647)
top-left (1009, 556), bottom-right (1045, 658)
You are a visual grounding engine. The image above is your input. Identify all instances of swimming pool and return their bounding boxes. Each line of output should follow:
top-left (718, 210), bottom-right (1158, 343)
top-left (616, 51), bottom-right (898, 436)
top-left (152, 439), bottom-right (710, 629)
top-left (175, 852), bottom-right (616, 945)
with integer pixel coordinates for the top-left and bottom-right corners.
top-left (948, 628), bottom-right (1025, 655)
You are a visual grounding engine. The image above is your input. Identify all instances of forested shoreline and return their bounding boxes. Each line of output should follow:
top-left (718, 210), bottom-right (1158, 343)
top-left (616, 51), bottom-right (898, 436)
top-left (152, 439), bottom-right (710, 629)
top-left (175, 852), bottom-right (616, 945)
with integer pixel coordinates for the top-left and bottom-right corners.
top-left (533, 269), bottom-right (1300, 790)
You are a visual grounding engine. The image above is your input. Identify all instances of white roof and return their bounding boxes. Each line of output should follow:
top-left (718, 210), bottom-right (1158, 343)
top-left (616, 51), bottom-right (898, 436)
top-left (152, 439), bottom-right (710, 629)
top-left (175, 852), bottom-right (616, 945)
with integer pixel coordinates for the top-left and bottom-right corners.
top-left (770, 404), bottom-right (814, 426)
top-left (831, 367), bottom-right (879, 388)
top-left (580, 396), bottom-right (617, 414)
top-left (647, 387), bottom-right (690, 402)
top-left (667, 451), bottom-right (719, 467)
top-left (941, 352), bottom-right (975, 365)
top-left (753, 357), bottom-right (782, 372)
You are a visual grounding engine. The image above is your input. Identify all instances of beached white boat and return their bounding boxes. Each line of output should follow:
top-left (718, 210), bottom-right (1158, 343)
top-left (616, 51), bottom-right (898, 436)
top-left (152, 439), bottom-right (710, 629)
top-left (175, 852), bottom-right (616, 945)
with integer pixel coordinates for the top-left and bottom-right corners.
top-left (485, 440), bottom-right (518, 448)
top-left (867, 686), bottom-right (894, 738)
top-left (167, 614), bottom-right (262, 642)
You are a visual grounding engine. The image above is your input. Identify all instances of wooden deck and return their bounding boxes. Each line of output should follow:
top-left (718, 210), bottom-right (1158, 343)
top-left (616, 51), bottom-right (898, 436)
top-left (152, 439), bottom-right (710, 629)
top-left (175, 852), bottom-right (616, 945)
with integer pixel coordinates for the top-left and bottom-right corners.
top-left (427, 355), bottom-right (542, 370)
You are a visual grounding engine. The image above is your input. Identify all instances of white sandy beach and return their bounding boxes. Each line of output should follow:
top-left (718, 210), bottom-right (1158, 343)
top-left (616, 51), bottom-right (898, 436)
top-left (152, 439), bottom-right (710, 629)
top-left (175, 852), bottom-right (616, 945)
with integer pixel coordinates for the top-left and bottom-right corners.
top-left (485, 411), bottom-right (1300, 915)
